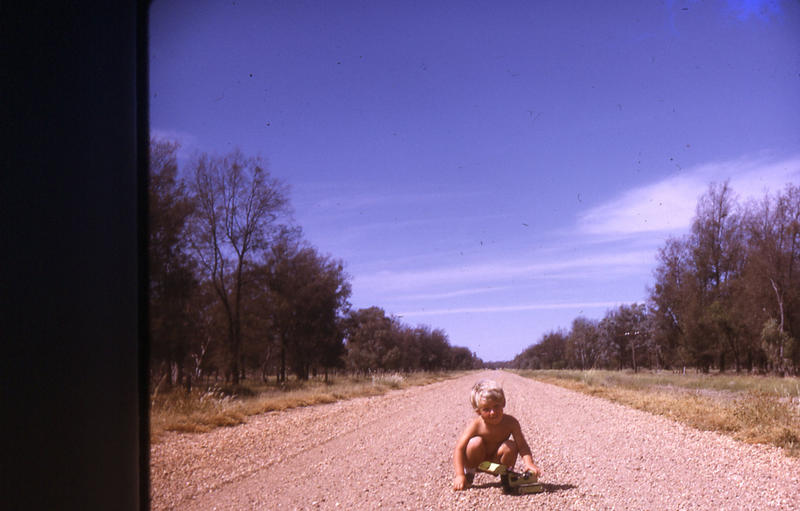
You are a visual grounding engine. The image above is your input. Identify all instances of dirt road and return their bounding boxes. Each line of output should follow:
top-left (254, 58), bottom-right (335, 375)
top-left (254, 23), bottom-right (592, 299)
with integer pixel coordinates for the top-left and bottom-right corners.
top-left (151, 371), bottom-right (799, 510)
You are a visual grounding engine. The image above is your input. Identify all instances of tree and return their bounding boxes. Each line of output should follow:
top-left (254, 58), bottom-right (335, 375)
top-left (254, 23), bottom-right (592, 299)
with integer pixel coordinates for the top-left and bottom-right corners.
top-left (742, 184), bottom-right (800, 373)
top-left (261, 235), bottom-right (351, 381)
top-left (688, 181), bottom-right (745, 372)
top-left (648, 237), bottom-right (691, 369)
top-left (148, 138), bottom-right (199, 390)
top-left (415, 325), bottom-right (451, 371)
top-left (599, 303), bottom-right (649, 371)
top-left (343, 307), bottom-right (397, 374)
top-left (395, 325), bottom-right (422, 371)
top-left (516, 181), bottom-right (798, 374)
top-left (512, 330), bottom-right (568, 369)
top-left (760, 318), bottom-right (796, 375)
top-left (342, 307), bottom-right (473, 372)
top-left (448, 346), bottom-right (480, 370)
top-left (566, 316), bottom-right (601, 370)
top-left (189, 280), bottom-right (227, 384)
top-left (649, 183), bottom-right (746, 372)
top-left (189, 149), bottom-right (290, 385)
top-left (238, 263), bottom-right (277, 382)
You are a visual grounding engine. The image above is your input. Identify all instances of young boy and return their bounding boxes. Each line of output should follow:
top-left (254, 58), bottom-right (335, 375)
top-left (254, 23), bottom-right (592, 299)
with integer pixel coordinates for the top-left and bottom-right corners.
top-left (452, 379), bottom-right (541, 491)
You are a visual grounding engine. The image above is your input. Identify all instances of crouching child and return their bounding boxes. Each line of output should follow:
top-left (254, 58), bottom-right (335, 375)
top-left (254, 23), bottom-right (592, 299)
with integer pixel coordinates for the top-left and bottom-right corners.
top-left (452, 379), bottom-right (541, 490)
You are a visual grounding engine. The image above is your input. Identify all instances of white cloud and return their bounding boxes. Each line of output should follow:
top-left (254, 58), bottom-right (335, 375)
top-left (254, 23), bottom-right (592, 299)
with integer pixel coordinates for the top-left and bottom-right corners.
top-left (351, 153), bottom-right (799, 319)
top-left (355, 250), bottom-right (654, 293)
top-left (577, 154), bottom-right (800, 236)
top-left (726, 157), bottom-right (800, 198)
top-left (294, 184), bottom-right (486, 214)
top-left (398, 301), bottom-right (625, 317)
top-left (399, 285), bottom-right (512, 301)
top-left (578, 174), bottom-right (700, 234)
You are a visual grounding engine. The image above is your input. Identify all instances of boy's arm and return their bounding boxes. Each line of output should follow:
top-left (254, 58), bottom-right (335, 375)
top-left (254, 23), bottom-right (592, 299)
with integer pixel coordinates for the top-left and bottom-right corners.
top-left (452, 420), bottom-right (477, 490)
top-left (510, 417), bottom-right (541, 477)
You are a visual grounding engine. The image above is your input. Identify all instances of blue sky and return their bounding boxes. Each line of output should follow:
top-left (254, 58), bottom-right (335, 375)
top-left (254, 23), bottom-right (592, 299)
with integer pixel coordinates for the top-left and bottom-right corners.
top-left (150, 0), bottom-right (799, 361)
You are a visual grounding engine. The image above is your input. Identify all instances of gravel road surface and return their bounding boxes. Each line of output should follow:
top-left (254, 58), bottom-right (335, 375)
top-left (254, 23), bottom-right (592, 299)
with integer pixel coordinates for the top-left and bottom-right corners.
top-left (151, 371), bottom-right (799, 510)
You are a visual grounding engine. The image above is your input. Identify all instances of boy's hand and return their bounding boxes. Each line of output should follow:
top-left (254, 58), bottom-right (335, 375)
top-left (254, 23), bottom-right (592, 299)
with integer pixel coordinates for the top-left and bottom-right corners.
top-left (452, 474), bottom-right (468, 491)
top-left (524, 463), bottom-right (541, 480)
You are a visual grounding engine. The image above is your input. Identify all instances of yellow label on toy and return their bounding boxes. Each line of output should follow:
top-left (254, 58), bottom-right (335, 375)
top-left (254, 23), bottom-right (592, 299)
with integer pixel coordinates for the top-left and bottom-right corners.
top-left (477, 461), bottom-right (506, 476)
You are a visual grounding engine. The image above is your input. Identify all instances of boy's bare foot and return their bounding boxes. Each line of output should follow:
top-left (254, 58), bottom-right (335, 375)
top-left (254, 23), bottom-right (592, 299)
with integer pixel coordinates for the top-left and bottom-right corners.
top-left (465, 472), bottom-right (475, 487)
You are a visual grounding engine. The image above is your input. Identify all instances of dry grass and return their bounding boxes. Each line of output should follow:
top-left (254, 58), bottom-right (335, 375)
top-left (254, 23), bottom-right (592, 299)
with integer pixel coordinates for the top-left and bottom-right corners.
top-left (150, 371), bottom-right (463, 442)
top-left (516, 369), bottom-right (800, 456)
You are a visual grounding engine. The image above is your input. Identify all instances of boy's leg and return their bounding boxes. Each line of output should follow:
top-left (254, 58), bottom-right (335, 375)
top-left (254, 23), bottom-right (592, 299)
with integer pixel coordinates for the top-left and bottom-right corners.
top-left (469, 437), bottom-right (518, 468)
top-left (463, 437), bottom-right (487, 485)
top-left (495, 439), bottom-right (518, 469)
top-left (464, 436), bottom-right (487, 468)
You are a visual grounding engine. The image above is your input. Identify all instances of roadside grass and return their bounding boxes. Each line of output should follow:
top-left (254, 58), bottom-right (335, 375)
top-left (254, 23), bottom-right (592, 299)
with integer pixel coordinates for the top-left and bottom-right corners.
top-left (515, 369), bottom-right (800, 457)
top-left (150, 371), bottom-right (463, 442)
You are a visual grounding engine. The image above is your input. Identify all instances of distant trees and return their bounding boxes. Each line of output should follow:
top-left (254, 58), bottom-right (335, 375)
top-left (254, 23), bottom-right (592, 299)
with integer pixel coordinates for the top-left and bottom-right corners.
top-left (566, 317), bottom-right (601, 370)
top-left (148, 140), bottom-right (477, 389)
top-left (599, 303), bottom-right (652, 372)
top-left (512, 306), bottom-right (654, 372)
top-left (512, 330), bottom-right (568, 370)
top-left (512, 181), bottom-right (799, 375)
top-left (343, 307), bottom-right (482, 373)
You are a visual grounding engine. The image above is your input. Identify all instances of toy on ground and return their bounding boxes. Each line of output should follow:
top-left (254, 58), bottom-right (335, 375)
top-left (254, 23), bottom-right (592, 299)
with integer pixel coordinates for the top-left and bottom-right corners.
top-left (477, 461), bottom-right (544, 495)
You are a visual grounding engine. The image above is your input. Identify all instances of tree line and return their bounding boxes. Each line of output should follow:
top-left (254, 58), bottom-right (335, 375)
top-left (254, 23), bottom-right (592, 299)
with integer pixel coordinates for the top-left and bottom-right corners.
top-left (149, 139), bottom-right (482, 390)
top-left (512, 181), bottom-right (799, 375)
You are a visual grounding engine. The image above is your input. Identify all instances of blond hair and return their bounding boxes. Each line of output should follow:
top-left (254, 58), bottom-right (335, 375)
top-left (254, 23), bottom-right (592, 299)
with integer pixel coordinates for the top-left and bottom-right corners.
top-left (470, 379), bottom-right (506, 409)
